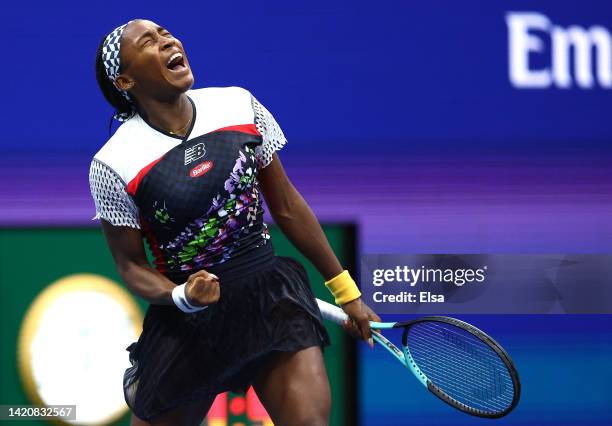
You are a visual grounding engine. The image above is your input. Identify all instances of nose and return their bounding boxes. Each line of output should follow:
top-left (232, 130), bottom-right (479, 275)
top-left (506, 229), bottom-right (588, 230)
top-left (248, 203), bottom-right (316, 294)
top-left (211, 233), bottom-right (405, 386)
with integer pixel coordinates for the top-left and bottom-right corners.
top-left (160, 35), bottom-right (175, 51)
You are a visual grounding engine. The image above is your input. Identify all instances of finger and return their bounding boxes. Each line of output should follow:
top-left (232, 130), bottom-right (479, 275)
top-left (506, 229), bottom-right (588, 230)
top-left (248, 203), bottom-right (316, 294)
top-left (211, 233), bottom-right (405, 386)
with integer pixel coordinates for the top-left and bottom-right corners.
top-left (190, 270), bottom-right (219, 282)
top-left (194, 275), bottom-right (219, 288)
top-left (211, 285), bottom-right (220, 302)
top-left (342, 320), bottom-right (361, 339)
top-left (349, 320), bottom-right (362, 339)
top-left (193, 280), bottom-right (220, 305)
top-left (192, 276), bottom-right (207, 287)
top-left (189, 270), bottom-right (209, 279)
top-left (341, 319), bottom-right (359, 337)
top-left (368, 309), bottom-right (382, 323)
top-left (358, 317), bottom-right (374, 348)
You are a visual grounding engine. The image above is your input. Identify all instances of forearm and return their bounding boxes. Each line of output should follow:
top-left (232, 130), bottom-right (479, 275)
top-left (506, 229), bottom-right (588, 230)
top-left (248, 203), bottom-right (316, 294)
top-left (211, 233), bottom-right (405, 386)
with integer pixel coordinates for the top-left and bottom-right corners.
top-left (100, 220), bottom-right (177, 306)
top-left (118, 261), bottom-right (176, 305)
top-left (270, 190), bottom-right (344, 281)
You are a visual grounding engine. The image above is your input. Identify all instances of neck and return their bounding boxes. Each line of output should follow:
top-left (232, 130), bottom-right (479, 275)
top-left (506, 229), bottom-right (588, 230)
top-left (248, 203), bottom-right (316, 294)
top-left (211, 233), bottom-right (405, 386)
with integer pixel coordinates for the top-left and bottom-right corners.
top-left (136, 93), bottom-right (193, 137)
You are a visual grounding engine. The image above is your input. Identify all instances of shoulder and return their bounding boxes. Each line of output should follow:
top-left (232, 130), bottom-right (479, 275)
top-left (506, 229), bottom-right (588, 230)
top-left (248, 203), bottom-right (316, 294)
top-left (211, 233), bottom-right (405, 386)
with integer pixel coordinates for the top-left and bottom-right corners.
top-left (92, 118), bottom-right (139, 170)
top-left (91, 114), bottom-right (176, 184)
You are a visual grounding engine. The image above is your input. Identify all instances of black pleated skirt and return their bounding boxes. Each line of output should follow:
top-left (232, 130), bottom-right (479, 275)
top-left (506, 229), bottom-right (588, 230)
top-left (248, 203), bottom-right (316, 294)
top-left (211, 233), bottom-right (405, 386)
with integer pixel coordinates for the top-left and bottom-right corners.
top-left (123, 242), bottom-right (331, 421)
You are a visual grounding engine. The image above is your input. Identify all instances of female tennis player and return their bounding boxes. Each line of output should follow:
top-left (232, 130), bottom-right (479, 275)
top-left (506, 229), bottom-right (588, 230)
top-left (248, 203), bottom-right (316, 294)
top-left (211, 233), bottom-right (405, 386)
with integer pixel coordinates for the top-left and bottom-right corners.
top-left (90, 19), bottom-right (380, 426)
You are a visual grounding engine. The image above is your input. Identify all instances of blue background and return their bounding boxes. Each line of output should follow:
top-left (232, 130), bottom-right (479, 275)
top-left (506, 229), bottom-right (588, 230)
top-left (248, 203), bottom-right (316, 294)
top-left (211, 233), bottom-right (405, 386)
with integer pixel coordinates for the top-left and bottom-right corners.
top-left (2, 1), bottom-right (612, 424)
top-left (4, 1), bottom-right (612, 151)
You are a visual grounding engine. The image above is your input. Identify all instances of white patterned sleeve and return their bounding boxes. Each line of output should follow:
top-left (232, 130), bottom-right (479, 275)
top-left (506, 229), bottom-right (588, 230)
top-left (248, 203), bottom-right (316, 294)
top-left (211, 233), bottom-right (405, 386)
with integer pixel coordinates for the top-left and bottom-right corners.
top-left (250, 94), bottom-right (288, 169)
top-left (89, 159), bottom-right (141, 229)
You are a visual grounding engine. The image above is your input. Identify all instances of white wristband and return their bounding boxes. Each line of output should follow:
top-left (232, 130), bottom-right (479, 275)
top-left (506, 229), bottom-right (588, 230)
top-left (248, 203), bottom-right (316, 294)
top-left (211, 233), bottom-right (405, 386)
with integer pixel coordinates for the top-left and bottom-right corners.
top-left (172, 283), bottom-right (208, 313)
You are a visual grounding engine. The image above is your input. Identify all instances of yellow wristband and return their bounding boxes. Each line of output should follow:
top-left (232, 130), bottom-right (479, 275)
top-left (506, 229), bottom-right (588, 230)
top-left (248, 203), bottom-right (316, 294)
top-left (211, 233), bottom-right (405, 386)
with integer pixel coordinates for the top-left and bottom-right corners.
top-left (324, 270), bottom-right (361, 305)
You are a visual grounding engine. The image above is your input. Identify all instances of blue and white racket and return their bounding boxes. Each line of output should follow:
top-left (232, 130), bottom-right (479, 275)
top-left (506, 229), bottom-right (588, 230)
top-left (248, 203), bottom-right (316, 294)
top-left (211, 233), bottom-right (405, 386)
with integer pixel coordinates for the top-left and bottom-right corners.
top-left (316, 298), bottom-right (521, 418)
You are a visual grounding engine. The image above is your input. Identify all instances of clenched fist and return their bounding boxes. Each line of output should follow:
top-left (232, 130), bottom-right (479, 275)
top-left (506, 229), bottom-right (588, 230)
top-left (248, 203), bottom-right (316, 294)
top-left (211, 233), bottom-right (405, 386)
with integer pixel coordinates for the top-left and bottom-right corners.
top-left (185, 270), bottom-right (220, 307)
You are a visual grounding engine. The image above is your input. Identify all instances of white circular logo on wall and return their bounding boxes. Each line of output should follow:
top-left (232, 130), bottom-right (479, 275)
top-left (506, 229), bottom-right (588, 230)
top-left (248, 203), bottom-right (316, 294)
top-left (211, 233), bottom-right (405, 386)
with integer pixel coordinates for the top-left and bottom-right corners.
top-left (18, 274), bottom-right (143, 425)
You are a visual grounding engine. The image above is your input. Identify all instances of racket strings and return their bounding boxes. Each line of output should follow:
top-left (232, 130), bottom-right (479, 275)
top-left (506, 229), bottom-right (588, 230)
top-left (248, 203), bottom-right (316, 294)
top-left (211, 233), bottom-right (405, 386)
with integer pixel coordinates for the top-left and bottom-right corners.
top-left (409, 326), bottom-right (513, 409)
top-left (407, 337), bottom-right (511, 412)
top-left (417, 322), bottom-right (504, 359)
top-left (408, 340), bottom-right (511, 413)
top-left (407, 322), bottom-right (515, 413)
top-left (412, 323), bottom-right (513, 381)
top-left (407, 336), bottom-right (511, 412)
top-left (409, 329), bottom-right (512, 405)
top-left (409, 328), bottom-right (512, 387)
top-left (409, 331), bottom-right (513, 393)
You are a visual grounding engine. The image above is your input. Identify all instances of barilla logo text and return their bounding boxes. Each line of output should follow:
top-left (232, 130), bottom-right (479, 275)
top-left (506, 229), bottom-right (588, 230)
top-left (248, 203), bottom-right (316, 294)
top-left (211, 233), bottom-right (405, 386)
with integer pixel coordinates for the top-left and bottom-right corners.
top-left (189, 161), bottom-right (213, 178)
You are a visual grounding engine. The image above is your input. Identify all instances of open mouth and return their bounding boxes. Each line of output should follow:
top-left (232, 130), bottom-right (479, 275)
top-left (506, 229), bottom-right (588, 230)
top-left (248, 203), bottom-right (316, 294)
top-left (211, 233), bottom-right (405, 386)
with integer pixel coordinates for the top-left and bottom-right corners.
top-left (166, 52), bottom-right (187, 72)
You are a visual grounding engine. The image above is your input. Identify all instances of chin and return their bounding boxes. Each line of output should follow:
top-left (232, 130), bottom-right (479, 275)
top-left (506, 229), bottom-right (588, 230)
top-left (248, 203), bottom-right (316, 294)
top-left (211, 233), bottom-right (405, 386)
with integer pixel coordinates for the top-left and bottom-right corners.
top-left (166, 70), bottom-right (195, 93)
top-left (182, 73), bottom-right (195, 91)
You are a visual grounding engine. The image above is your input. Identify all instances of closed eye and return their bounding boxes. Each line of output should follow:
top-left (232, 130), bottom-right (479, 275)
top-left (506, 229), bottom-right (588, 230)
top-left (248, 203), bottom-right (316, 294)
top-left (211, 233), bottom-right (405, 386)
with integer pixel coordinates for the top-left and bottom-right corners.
top-left (139, 36), bottom-right (154, 48)
top-left (138, 28), bottom-right (174, 48)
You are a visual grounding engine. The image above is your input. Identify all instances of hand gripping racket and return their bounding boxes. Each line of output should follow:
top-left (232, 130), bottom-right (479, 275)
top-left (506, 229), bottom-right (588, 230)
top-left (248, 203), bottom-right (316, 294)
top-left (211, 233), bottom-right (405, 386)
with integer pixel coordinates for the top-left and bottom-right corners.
top-left (316, 298), bottom-right (521, 418)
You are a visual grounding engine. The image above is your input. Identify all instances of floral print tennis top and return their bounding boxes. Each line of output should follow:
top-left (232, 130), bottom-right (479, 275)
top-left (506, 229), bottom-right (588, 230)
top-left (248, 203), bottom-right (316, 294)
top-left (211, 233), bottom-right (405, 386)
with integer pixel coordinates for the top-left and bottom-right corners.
top-left (89, 87), bottom-right (287, 282)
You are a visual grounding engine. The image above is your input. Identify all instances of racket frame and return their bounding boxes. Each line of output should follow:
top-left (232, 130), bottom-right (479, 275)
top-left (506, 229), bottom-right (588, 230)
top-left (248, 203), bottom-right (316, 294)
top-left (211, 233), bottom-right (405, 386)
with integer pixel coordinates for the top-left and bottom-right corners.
top-left (316, 299), bottom-right (521, 418)
top-left (396, 316), bottom-right (521, 419)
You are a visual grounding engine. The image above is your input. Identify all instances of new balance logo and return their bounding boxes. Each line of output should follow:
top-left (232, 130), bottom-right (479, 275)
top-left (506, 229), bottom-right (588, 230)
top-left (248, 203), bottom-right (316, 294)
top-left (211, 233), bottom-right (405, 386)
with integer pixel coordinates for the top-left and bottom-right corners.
top-left (184, 142), bottom-right (206, 165)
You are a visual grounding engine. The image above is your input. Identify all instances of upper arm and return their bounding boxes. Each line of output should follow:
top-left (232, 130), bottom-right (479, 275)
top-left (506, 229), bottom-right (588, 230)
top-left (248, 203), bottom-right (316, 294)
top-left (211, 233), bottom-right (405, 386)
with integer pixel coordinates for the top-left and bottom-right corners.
top-left (249, 92), bottom-right (295, 214)
top-left (100, 220), bottom-right (149, 272)
top-left (258, 152), bottom-right (299, 217)
top-left (89, 158), bottom-right (147, 270)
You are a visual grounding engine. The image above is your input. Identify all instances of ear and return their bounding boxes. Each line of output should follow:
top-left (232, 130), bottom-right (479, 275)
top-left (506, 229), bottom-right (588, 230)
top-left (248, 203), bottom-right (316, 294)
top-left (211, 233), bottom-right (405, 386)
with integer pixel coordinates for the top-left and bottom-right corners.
top-left (114, 74), bottom-right (134, 92)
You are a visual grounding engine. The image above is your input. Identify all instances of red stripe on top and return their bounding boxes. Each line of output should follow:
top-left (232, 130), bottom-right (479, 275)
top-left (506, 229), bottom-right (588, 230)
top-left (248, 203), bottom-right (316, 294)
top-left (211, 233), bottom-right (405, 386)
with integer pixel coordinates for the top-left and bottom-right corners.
top-left (213, 123), bottom-right (260, 136)
top-left (126, 124), bottom-right (258, 196)
top-left (127, 155), bottom-right (164, 196)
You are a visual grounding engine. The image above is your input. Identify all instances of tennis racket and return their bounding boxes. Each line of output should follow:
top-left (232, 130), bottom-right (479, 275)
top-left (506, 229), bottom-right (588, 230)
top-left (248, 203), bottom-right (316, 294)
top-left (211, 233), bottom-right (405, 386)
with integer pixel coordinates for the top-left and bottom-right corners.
top-left (316, 298), bottom-right (521, 418)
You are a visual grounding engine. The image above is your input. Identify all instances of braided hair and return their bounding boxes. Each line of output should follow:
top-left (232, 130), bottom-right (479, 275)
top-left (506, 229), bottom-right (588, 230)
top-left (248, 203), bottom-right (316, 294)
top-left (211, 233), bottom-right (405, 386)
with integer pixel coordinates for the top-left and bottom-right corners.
top-left (95, 34), bottom-right (136, 135)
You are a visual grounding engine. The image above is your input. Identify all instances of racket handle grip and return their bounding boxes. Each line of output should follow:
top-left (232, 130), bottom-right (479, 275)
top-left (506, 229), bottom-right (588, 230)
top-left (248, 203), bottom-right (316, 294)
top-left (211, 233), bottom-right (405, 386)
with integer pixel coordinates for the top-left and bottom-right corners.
top-left (316, 298), bottom-right (348, 324)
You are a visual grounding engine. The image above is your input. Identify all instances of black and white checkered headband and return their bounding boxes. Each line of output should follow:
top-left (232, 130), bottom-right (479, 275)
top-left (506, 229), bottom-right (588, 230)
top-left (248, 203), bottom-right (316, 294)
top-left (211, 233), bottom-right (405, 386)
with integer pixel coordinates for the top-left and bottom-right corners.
top-left (102, 21), bottom-right (135, 121)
